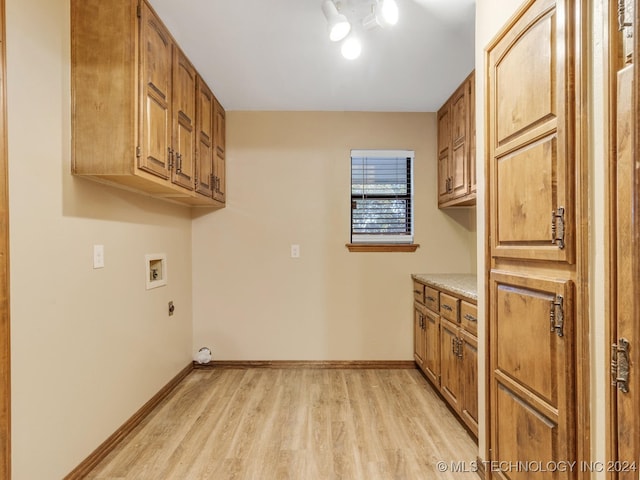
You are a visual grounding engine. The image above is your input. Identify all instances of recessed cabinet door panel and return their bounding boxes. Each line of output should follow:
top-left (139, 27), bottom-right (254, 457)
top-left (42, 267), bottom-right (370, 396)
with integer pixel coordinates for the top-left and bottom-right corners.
top-left (493, 382), bottom-right (563, 480)
top-left (214, 149), bottom-right (226, 203)
top-left (139, 4), bottom-right (172, 179)
top-left (213, 99), bottom-right (226, 203)
top-left (460, 329), bottom-right (478, 436)
top-left (195, 77), bottom-right (214, 197)
top-left (424, 308), bottom-right (441, 387)
top-left (488, 0), bottom-right (573, 263)
top-left (414, 302), bottom-right (426, 367)
top-left (172, 49), bottom-right (196, 190)
top-left (440, 318), bottom-right (460, 410)
top-left (451, 141), bottom-right (468, 199)
top-left (438, 104), bottom-right (450, 155)
top-left (490, 270), bottom-right (574, 478)
top-left (496, 135), bottom-right (556, 244)
top-left (495, 11), bottom-right (555, 145)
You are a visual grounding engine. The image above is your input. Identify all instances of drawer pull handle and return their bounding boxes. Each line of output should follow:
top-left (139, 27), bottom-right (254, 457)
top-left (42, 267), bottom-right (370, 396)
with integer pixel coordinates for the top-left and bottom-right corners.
top-left (464, 313), bottom-right (477, 323)
top-left (442, 304), bottom-right (453, 311)
top-left (414, 290), bottom-right (422, 295)
top-left (426, 296), bottom-right (436, 302)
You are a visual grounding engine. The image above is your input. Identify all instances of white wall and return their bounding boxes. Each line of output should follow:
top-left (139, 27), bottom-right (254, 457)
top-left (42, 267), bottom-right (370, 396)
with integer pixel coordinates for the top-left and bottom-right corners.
top-left (7, 0), bottom-right (194, 477)
top-left (192, 111), bottom-right (477, 361)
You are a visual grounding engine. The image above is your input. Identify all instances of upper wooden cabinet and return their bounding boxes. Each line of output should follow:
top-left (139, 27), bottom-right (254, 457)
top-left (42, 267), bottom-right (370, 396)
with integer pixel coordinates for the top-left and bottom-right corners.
top-left (71, 0), bottom-right (225, 208)
top-left (437, 71), bottom-right (476, 208)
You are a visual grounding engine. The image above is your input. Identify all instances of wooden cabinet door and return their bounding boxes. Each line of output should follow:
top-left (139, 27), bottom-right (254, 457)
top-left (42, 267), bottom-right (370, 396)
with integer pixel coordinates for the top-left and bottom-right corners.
top-left (437, 102), bottom-right (450, 156)
top-left (414, 303), bottom-right (426, 368)
top-left (488, 0), bottom-right (573, 263)
top-left (460, 329), bottom-right (478, 437)
top-left (450, 84), bottom-right (469, 200)
top-left (612, 61), bottom-right (640, 478)
top-left (437, 103), bottom-right (451, 204)
top-left (214, 99), bottom-right (226, 156)
top-left (213, 99), bottom-right (226, 202)
top-left (468, 72), bottom-right (476, 194)
top-left (139, 3), bottom-right (172, 180)
top-left (424, 308), bottom-right (440, 387)
top-left (440, 318), bottom-right (460, 410)
top-left (490, 271), bottom-right (574, 479)
top-left (171, 48), bottom-right (196, 190)
top-left (195, 77), bottom-right (214, 198)
top-left (213, 150), bottom-right (225, 203)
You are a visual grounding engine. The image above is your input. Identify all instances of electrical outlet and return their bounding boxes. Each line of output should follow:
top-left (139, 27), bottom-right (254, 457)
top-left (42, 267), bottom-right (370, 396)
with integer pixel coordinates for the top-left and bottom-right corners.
top-left (168, 301), bottom-right (175, 316)
top-left (290, 244), bottom-right (300, 258)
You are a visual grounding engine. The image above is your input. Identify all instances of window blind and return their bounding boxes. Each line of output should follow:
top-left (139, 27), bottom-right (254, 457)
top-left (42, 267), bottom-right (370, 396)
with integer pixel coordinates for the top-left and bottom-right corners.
top-left (350, 150), bottom-right (414, 244)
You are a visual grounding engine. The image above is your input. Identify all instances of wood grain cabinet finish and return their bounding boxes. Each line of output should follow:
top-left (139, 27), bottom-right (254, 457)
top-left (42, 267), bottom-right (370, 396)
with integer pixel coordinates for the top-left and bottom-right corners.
top-left (437, 71), bottom-right (476, 208)
top-left (414, 302), bottom-right (427, 369)
top-left (486, 0), bottom-right (583, 472)
top-left (71, 0), bottom-right (226, 208)
top-left (412, 279), bottom-right (478, 438)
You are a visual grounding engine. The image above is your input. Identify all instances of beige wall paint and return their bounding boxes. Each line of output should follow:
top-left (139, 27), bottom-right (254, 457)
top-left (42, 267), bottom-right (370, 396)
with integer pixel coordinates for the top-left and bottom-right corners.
top-left (192, 111), bottom-right (476, 361)
top-left (7, 0), bottom-right (194, 477)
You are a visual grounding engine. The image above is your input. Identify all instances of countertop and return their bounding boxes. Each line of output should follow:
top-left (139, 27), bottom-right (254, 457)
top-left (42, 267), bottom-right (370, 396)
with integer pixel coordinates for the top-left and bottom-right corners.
top-left (411, 273), bottom-right (478, 302)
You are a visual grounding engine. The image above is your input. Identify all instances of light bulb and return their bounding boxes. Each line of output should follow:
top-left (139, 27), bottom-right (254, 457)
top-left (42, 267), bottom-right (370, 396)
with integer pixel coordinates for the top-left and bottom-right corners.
top-left (322, 0), bottom-right (351, 42)
top-left (329, 20), bottom-right (351, 42)
top-left (341, 36), bottom-right (362, 60)
top-left (380, 0), bottom-right (399, 26)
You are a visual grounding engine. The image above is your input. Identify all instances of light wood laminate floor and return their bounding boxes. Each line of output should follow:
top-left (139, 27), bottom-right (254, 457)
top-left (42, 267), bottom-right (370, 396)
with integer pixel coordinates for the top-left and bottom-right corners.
top-left (86, 368), bottom-right (477, 479)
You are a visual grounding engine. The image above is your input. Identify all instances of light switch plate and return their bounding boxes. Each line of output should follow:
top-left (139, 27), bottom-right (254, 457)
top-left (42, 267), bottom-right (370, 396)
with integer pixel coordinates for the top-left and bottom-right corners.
top-left (93, 245), bottom-right (104, 269)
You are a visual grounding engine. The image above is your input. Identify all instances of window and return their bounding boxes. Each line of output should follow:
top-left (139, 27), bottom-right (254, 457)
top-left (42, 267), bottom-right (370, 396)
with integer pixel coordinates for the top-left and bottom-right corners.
top-left (350, 150), bottom-right (415, 248)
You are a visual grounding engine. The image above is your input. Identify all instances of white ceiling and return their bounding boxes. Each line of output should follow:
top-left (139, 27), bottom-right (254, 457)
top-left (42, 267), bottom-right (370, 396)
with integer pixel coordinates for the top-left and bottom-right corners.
top-left (147, 0), bottom-right (476, 112)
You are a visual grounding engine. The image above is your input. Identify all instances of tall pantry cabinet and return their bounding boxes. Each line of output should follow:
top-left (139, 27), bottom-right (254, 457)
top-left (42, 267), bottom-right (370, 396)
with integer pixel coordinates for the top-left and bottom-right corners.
top-left (71, 0), bottom-right (226, 208)
top-left (485, 0), bottom-right (587, 477)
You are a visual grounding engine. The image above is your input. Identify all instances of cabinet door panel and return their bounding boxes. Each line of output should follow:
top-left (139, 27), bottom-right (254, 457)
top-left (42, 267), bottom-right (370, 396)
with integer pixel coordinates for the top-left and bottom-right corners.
top-left (450, 141), bottom-right (468, 199)
top-left (495, 10), bottom-right (555, 145)
top-left (214, 99), bottom-right (226, 155)
top-left (488, 0), bottom-right (573, 263)
top-left (496, 135), bottom-right (556, 244)
top-left (414, 303), bottom-right (426, 367)
top-left (213, 99), bottom-right (226, 202)
top-left (139, 4), bottom-right (172, 179)
top-left (490, 270), bottom-right (574, 476)
top-left (493, 382), bottom-right (562, 480)
top-left (214, 150), bottom-right (226, 203)
top-left (440, 318), bottom-right (460, 410)
top-left (195, 77), bottom-right (214, 197)
top-left (172, 49), bottom-right (196, 190)
top-left (460, 330), bottom-right (478, 436)
top-left (424, 308), bottom-right (440, 387)
top-left (437, 104), bottom-right (450, 155)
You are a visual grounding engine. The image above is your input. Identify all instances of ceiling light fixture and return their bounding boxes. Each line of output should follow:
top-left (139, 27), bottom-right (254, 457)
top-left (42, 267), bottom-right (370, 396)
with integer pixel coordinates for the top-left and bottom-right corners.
top-left (322, 0), bottom-right (351, 42)
top-left (362, 0), bottom-right (399, 29)
top-left (322, 0), bottom-right (399, 60)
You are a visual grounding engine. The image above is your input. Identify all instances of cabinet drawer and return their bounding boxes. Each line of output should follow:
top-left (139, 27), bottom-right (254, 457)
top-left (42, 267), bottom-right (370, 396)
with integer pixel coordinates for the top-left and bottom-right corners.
top-left (424, 287), bottom-right (439, 311)
top-left (461, 301), bottom-right (478, 336)
top-left (439, 293), bottom-right (459, 323)
top-left (413, 281), bottom-right (425, 304)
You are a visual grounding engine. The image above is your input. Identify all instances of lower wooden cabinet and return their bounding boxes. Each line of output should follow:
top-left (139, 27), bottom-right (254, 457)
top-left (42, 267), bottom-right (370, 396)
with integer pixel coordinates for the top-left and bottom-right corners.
top-left (412, 277), bottom-right (478, 437)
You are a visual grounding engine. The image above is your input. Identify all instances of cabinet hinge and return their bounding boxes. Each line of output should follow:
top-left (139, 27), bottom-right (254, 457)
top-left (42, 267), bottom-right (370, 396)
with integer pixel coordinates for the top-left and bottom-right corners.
top-left (135, 146), bottom-right (141, 158)
top-left (549, 295), bottom-right (564, 337)
top-left (611, 338), bottom-right (630, 393)
top-left (551, 207), bottom-right (566, 250)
